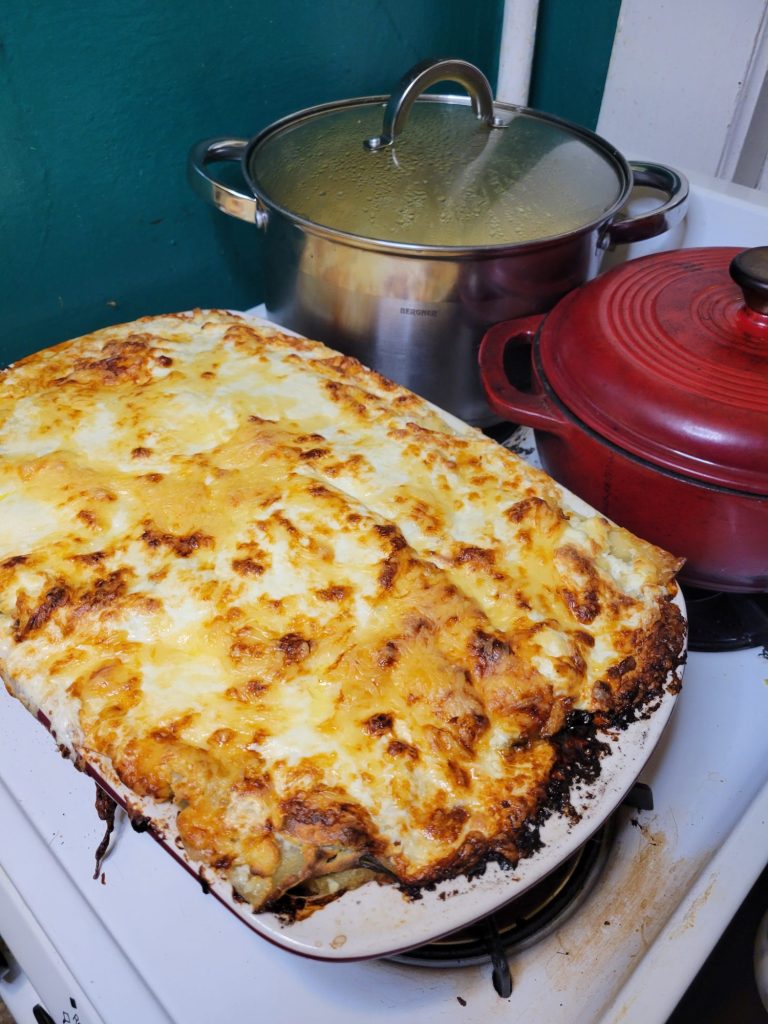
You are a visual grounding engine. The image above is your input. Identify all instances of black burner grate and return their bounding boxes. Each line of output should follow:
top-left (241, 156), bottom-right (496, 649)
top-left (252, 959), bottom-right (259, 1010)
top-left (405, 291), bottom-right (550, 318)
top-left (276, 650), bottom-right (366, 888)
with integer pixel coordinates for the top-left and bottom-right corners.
top-left (682, 587), bottom-right (768, 653)
top-left (390, 820), bottom-right (613, 996)
top-left (390, 784), bottom-right (656, 997)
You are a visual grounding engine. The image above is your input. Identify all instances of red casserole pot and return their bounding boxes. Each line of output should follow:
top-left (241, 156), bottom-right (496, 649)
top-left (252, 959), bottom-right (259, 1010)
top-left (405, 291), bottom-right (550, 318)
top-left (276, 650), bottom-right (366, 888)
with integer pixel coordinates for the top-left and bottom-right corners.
top-left (479, 246), bottom-right (768, 593)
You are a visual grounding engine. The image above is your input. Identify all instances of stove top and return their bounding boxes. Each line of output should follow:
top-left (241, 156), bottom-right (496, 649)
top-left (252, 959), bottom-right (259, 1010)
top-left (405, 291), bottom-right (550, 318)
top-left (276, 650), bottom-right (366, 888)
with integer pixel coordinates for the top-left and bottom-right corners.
top-left (1, 170), bottom-right (768, 1024)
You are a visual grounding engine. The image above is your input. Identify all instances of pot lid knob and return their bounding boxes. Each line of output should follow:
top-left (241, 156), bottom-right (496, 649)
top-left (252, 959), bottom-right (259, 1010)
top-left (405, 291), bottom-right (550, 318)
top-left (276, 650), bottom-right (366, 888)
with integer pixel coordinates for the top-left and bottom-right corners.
top-left (364, 58), bottom-right (505, 151)
top-left (729, 246), bottom-right (768, 315)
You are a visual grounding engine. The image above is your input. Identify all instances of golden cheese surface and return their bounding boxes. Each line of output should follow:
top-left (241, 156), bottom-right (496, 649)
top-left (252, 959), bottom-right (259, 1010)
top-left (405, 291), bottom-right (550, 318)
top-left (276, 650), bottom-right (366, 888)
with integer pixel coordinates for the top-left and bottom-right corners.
top-left (0, 311), bottom-right (684, 910)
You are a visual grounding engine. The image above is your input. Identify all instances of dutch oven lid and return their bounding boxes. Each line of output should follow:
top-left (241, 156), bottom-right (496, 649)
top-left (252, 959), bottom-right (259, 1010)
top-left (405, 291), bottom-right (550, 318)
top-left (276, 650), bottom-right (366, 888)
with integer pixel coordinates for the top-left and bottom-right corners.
top-left (245, 59), bottom-right (626, 249)
top-left (540, 246), bottom-right (768, 494)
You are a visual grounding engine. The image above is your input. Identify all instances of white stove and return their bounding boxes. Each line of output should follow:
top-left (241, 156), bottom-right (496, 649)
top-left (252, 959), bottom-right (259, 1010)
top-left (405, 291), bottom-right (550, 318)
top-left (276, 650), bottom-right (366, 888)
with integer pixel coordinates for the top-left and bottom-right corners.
top-left (2, 170), bottom-right (768, 1024)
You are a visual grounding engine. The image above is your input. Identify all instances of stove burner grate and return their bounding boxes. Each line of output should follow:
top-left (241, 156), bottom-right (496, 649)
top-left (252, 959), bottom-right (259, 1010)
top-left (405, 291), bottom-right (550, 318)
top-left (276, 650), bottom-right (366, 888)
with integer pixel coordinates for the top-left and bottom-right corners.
top-left (389, 818), bottom-right (614, 995)
top-left (390, 784), bottom-right (654, 996)
top-left (682, 587), bottom-right (768, 653)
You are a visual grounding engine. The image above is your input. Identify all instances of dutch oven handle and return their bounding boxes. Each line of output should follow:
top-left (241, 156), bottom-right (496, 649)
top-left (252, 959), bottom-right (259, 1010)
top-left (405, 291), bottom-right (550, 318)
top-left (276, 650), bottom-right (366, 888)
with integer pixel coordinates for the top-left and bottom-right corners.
top-left (187, 138), bottom-right (268, 227)
top-left (599, 162), bottom-right (689, 248)
top-left (478, 317), bottom-right (570, 435)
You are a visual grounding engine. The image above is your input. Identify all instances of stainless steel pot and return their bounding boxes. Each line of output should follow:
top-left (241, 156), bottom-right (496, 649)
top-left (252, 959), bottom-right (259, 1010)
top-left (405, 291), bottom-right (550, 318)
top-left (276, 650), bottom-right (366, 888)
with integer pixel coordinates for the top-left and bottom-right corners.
top-left (189, 58), bottom-right (688, 425)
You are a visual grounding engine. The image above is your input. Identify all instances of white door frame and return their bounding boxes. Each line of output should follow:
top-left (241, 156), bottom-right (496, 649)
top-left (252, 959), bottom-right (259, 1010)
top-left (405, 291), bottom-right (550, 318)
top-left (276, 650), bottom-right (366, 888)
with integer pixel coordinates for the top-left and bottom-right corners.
top-left (597, 0), bottom-right (768, 190)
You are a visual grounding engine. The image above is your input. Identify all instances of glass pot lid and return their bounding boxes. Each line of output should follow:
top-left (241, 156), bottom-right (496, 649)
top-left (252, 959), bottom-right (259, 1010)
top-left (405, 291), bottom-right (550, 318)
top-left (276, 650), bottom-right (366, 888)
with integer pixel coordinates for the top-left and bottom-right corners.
top-left (245, 59), bottom-right (627, 249)
top-left (539, 246), bottom-right (768, 495)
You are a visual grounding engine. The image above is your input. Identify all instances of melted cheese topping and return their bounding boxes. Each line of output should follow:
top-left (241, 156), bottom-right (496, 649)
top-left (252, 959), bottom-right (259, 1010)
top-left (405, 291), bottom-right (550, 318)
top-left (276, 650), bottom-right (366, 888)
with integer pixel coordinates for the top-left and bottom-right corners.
top-left (0, 311), bottom-right (684, 908)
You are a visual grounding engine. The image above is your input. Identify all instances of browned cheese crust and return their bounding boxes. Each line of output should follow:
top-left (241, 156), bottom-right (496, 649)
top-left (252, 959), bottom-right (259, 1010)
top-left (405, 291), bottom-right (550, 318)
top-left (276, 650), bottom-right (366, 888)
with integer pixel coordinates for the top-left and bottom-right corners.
top-left (0, 311), bottom-right (686, 912)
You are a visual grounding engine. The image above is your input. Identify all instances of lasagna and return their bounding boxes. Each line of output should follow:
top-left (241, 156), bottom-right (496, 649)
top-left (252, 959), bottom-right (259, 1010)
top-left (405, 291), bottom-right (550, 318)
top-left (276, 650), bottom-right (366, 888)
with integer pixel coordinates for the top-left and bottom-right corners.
top-left (0, 311), bottom-right (685, 914)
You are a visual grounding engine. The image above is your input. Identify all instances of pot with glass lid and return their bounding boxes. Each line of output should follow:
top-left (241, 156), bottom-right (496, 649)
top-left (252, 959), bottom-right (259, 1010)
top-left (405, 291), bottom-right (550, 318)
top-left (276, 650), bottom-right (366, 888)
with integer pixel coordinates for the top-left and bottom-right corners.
top-left (189, 58), bottom-right (688, 425)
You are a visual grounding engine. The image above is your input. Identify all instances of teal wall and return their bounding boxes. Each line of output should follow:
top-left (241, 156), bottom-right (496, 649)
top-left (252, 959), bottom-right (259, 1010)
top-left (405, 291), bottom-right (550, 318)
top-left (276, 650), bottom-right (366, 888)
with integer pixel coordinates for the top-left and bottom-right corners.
top-left (529, 0), bottom-right (621, 130)
top-left (0, 0), bottom-right (503, 361)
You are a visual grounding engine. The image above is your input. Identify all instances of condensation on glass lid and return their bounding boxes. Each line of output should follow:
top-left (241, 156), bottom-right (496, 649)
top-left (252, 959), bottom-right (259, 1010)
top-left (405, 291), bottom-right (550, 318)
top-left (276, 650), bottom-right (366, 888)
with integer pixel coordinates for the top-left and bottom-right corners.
top-left (250, 102), bottom-right (624, 247)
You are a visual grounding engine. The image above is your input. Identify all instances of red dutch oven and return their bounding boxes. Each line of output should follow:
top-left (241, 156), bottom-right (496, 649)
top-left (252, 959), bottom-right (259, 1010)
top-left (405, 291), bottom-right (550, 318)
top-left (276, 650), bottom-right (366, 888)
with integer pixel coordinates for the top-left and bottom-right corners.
top-left (479, 246), bottom-right (768, 593)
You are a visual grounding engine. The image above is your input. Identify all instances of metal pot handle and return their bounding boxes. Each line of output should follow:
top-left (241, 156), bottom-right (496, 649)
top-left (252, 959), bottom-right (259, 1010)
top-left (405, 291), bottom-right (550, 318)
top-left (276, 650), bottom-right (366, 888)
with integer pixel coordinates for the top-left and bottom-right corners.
top-left (599, 161), bottom-right (689, 249)
top-left (187, 137), bottom-right (268, 227)
top-left (364, 58), bottom-right (505, 151)
top-left (478, 316), bottom-right (570, 434)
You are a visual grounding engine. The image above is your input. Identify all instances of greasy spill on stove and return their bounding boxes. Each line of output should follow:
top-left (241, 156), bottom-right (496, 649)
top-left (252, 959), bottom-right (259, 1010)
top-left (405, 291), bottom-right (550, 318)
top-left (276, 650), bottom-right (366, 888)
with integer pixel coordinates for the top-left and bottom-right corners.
top-left (529, 806), bottom-right (713, 1021)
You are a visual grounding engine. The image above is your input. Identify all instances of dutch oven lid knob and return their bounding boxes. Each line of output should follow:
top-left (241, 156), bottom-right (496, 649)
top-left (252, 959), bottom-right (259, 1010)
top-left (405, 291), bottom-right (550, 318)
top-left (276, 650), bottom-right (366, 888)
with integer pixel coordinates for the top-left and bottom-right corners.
top-left (729, 246), bottom-right (768, 316)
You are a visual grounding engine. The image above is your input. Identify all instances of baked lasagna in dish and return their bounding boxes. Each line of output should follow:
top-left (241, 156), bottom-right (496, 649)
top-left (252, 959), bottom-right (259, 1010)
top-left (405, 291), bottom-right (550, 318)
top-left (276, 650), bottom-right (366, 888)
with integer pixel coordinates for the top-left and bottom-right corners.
top-left (0, 311), bottom-right (685, 916)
